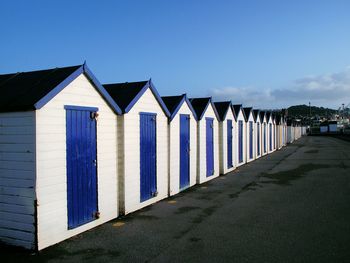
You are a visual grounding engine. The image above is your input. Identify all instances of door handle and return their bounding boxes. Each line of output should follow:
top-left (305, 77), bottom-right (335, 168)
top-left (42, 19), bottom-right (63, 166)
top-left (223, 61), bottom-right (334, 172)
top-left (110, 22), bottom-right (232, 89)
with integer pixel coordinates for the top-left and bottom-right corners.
top-left (93, 159), bottom-right (97, 166)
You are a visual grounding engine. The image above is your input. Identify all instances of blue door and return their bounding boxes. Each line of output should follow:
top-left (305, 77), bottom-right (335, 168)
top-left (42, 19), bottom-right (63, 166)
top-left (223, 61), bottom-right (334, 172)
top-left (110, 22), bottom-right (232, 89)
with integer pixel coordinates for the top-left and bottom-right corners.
top-left (257, 123), bottom-right (260, 155)
top-left (140, 113), bottom-right (157, 202)
top-left (180, 114), bottom-right (190, 189)
top-left (269, 123), bottom-right (272, 151)
top-left (227, 120), bottom-right (233, 168)
top-left (263, 123), bottom-right (266, 153)
top-left (249, 121), bottom-right (253, 159)
top-left (206, 118), bottom-right (214, 176)
top-left (238, 120), bottom-right (243, 163)
top-left (65, 106), bottom-right (98, 229)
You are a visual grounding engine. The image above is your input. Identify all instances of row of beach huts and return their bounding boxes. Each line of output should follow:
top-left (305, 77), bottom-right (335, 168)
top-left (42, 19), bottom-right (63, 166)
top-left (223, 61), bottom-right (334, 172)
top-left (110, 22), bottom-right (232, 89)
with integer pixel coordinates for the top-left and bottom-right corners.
top-left (0, 64), bottom-right (306, 250)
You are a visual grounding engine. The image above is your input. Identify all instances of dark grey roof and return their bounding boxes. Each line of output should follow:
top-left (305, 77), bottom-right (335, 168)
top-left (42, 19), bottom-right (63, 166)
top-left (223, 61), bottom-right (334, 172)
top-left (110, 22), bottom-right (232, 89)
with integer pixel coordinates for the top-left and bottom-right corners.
top-left (0, 65), bottom-right (81, 112)
top-left (266, 111), bottom-right (271, 122)
top-left (213, 101), bottom-right (231, 121)
top-left (103, 81), bottom-right (148, 112)
top-left (259, 111), bottom-right (266, 122)
top-left (161, 95), bottom-right (184, 115)
top-left (243, 107), bottom-right (253, 120)
top-left (189, 97), bottom-right (211, 119)
top-left (253, 109), bottom-right (260, 122)
top-left (232, 104), bottom-right (242, 117)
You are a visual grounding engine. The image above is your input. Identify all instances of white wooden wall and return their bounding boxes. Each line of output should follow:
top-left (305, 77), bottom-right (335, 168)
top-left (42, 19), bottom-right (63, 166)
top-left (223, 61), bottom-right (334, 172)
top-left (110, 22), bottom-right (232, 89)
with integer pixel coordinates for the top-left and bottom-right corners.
top-left (169, 103), bottom-right (197, 196)
top-left (197, 105), bottom-right (220, 184)
top-left (235, 110), bottom-right (246, 166)
top-left (287, 126), bottom-right (294, 143)
top-left (246, 114), bottom-right (255, 163)
top-left (218, 110), bottom-right (236, 175)
top-left (119, 88), bottom-right (168, 215)
top-left (261, 116), bottom-right (268, 156)
top-left (255, 119), bottom-right (262, 159)
top-left (273, 121), bottom-right (277, 151)
top-left (267, 118), bottom-right (275, 154)
top-left (0, 111), bottom-right (36, 249)
top-left (35, 74), bottom-right (118, 250)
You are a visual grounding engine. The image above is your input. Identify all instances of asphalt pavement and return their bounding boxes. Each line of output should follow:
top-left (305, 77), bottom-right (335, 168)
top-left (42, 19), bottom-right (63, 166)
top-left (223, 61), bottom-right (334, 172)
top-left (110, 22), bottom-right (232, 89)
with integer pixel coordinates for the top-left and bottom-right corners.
top-left (2, 136), bottom-right (350, 263)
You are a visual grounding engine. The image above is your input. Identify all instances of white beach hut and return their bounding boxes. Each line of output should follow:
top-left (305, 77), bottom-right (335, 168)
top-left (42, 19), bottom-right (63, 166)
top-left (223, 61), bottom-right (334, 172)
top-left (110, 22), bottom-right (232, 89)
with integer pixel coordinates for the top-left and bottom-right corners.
top-left (266, 112), bottom-right (275, 154)
top-left (189, 97), bottom-right (220, 183)
top-left (259, 111), bottom-right (268, 156)
top-left (213, 101), bottom-right (237, 175)
top-left (104, 80), bottom-right (170, 215)
top-left (232, 105), bottom-right (247, 166)
top-left (243, 107), bottom-right (255, 162)
top-left (253, 109), bottom-right (262, 159)
top-left (0, 64), bottom-right (122, 250)
top-left (161, 94), bottom-right (198, 196)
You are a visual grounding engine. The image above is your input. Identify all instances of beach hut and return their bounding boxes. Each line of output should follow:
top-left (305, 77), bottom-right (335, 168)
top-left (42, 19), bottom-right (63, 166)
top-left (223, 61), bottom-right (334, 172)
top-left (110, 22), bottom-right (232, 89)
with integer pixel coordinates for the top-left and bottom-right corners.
top-left (161, 94), bottom-right (197, 196)
top-left (275, 115), bottom-right (283, 150)
top-left (243, 107), bottom-right (255, 162)
top-left (232, 105), bottom-right (247, 166)
top-left (287, 119), bottom-right (295, 143)
top-left (259, 111), bottom-right (268, 156)
top-left (103, 80), bottom-right (170, 215)
top-left (189, 97), bottom-right (220, 183)
top-left (272, 114), bottom-right (277, 151)
top-left (282, 116), bottom-right (287, 146)
top-left (253, 109), bottom-right (262, 159)
top-left (0, 64), bottom-right (122, 250)
top-left (213, 101), bottom-right (236, 175)
top-left (266, 112), bottom-right (275, 153)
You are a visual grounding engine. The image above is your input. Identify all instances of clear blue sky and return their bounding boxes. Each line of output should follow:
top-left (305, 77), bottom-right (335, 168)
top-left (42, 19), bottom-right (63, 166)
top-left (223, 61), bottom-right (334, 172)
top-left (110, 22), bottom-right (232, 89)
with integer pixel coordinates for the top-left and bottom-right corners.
top-left (1, 0), bottom-right (350, 109)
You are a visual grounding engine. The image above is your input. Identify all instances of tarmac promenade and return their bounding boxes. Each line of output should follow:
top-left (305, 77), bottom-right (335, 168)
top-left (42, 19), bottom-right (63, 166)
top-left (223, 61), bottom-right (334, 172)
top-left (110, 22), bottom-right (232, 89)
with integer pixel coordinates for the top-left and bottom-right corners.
top-left (2, 136), bottom-right (350, 262)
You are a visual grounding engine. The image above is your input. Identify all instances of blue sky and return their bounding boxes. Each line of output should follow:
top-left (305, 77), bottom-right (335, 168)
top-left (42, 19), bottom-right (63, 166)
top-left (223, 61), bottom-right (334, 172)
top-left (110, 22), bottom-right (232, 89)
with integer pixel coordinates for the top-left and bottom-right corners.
top-left (1, 0), bottom-right (350, 109)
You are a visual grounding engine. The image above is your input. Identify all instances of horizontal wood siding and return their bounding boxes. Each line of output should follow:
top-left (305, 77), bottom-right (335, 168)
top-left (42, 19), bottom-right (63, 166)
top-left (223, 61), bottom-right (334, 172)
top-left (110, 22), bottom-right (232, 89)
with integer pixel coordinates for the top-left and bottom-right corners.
top-left (36, 74), bottom-right (118, 250)
top-left (169, 103), bottom-right (197, 196)
top-left (122, 88), bottom-right (168, 214)
top-left (197, 105), bottom-right (219, 184)
top-left (0, 111), bottom-right (36, 249)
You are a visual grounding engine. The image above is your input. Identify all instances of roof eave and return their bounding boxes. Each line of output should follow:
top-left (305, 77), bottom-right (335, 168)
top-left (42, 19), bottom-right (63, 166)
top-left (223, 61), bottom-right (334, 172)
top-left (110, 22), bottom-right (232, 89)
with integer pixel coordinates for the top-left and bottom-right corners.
top-left (124, 79), bottom-right (171, 117)
top-left (33, 63), bottom-right (123, 115)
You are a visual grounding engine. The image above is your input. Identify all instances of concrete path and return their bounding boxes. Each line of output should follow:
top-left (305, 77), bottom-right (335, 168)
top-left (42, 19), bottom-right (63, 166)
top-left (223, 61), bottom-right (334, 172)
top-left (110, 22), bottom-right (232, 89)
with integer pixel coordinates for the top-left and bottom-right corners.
top-left (2, 136), bottom-right (350, 262)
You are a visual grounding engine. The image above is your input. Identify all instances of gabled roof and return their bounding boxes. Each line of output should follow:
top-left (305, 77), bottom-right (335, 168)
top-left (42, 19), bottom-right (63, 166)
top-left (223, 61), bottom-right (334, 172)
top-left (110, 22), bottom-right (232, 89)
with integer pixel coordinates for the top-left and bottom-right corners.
top-left (161, 94), bottom-right (198, 121)
top-left (243, 107), bottom-right (253, 122)
top-left (213, 101), bottom-right (236, 122)
top-left (189, 97), bottom-right (219, 120)
top-left (0, 64), bottom-right (122, 114)
top-left (232, 104), bottom-right (246, 120)
top-left (259, 111), bottom-right (266, 123)
top-left (253, 109), bottom-right (260, 122)
top-left (266, 111), bottom-right (272, 122)
top-left (275, 114), bottom-right (282, 125)
top-left (103, 79), bottom-right (170, 117)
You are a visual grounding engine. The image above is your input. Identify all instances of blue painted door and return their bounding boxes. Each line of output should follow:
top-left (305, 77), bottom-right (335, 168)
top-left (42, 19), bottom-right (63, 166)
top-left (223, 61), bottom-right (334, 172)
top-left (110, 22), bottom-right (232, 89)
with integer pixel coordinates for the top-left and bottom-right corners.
top-left (249, 121), bottom-right (253, 159)
top-left (206, 118), bottom-right (214, 176)
top-left (238, 120), bottom-right (243, 163)
top-left (269, 123), bottom-right (272, 151)
top-left (66, 106), bottom-right (98, 229)
top-left (257, 123), bottom-right (260, 155)
top-left (227, 120), bottom-right (233, 168)
top-left (264, 123), bottom-right (266, 153)
top-left (140, 113), bottom-right (157, 202)
top-left (180, 114), bottom-right (190, 189)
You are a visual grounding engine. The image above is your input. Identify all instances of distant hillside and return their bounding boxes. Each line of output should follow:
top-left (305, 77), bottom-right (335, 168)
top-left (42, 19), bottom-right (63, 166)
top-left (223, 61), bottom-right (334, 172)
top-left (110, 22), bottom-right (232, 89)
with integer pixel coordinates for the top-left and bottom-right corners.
top-left (287, 105), bottom-right (337, 117)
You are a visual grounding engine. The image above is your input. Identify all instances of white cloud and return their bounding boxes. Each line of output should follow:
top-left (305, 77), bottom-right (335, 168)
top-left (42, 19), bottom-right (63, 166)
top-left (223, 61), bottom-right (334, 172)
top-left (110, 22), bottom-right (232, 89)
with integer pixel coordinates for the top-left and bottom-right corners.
top-left (208, 67), bottom-right (350, 109)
